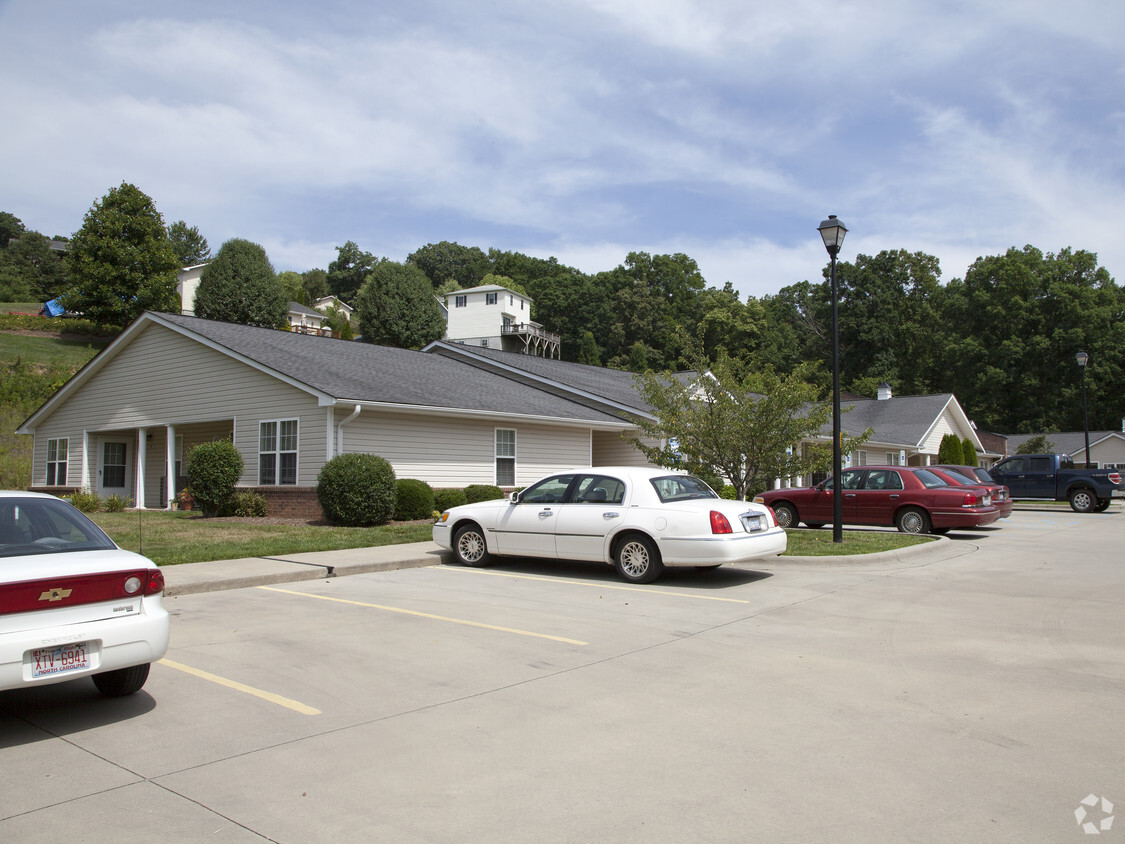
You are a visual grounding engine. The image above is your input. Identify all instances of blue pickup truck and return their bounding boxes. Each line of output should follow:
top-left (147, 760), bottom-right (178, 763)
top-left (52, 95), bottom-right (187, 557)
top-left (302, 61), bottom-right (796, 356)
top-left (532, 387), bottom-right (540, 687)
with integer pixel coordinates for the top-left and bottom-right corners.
top-left (988, 453), bottom-right (1121, 512)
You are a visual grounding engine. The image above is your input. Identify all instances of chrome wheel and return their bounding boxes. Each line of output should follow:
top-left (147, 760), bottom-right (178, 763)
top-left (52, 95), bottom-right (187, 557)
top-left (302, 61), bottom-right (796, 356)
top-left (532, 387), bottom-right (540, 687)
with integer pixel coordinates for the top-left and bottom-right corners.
top-left (772, 503), bottom-right (796, 528)
top-left (614, 535), bottom-right (663, 584)
top-left (896, 507), bottom-right (931, 535)
top-left (453, 525), bottom-right (490, 567)
top-left (1070, 489), bottom-right (1096, 513)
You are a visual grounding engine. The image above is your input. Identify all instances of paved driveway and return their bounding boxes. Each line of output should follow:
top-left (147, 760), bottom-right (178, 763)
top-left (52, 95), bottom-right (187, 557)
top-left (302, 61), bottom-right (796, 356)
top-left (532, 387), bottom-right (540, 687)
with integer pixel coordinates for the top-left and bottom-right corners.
top-left (2, 509), bottom-right (1123, 842)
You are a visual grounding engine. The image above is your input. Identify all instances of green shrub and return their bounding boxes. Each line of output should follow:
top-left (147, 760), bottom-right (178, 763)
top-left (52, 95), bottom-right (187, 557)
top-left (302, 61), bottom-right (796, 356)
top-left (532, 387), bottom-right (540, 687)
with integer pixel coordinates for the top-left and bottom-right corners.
top-left (938, 433), bottom-right (965, 465)
top-left (316, 453), bottom-right (396, 526)
top-left (103, 494), bottom-right (131, 512)
top-left (394, 478), bottom-right (435, 521)
top-left (464, 484), bottom-right (504, 504)
top-left (68, 490), bottom-right (102, 512)
top-left (186, 439), bottom-right (244, 517)
top-left (719, 484), bottom-right (738, 500)
top-left (220, 490), bottom-right (269, 517)
top-left (961, 437), bottom-right (979, 467)
top-left (433, 488), bottom-right (467, 512)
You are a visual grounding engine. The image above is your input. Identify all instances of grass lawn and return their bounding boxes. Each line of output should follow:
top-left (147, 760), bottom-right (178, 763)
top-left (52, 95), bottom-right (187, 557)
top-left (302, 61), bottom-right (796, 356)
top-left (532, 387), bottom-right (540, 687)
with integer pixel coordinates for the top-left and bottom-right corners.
top-left (87, 508), bottom-right (928, 566)
top-left (0, 331), bottom-right (109, 369)
top-left (89, 510), bottom-right (434, 567)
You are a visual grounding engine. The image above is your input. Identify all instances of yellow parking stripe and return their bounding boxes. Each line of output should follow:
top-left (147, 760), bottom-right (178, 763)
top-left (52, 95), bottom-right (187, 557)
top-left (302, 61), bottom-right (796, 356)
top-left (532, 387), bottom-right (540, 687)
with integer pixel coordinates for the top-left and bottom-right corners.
top-left (157, 658), bottom-right (321, 715)
top-left (257, 586), bottom-right (588, 646)
top-left (440, 567), bottom-right (751, 603)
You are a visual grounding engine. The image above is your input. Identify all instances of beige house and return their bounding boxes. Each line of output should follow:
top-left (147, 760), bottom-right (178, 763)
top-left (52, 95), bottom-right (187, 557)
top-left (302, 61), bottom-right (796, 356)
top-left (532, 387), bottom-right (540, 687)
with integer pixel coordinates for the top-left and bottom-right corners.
top-left (18, 313), bottom-right (643, 514)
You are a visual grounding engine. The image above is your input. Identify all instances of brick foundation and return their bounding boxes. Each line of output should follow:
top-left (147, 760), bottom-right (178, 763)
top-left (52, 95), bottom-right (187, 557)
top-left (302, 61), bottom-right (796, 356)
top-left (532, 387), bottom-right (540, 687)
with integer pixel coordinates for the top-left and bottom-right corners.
top-left (247, 487), bottom-right (324, 519)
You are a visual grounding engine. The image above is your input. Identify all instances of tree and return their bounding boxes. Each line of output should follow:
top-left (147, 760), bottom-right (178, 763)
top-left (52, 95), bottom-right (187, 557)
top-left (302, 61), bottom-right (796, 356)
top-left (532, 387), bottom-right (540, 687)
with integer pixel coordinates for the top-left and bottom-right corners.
top-left (62, 183), bottom-right (181, 326)
top-left (577, 331), bottom-right (600, 366)
top-left (629, 351), bottom-right (871, 499)
top-left (302, 268), bottom-right (329, 301)
top-left (327, 241), bottom-right (376, 304)
top-left (354, 259), bottom-right (446, 348)
top-left (194, 238), bottom-right (287, 328)
top-left (167, 220), bottom-right (211, 267)
top-left (938, 433), bottom-right (965, 464)
top-left (407, 241), bottom-right (489, 289)
top-left (961, 437), bottom-right (979, 467)
top-left (1016, 434), bottom-right (1056, 454)
top-left (0, 231), bottom-right (67, 301)
top-left (0, 212), bottom-right (26, 248)
top-left (276, 271), bottom-right (305, 304)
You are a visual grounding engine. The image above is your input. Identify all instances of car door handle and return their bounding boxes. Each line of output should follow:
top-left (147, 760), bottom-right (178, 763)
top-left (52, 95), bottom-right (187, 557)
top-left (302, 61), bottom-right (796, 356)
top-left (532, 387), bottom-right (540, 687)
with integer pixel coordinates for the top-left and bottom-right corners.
top-left (602, 511), bottom-right (621, 519)
top-left (889, 494), bottom-right (900, 499)
top-left (845, 493), bottom-right (857, 498)
top-left (538, 510), bottom-right (554, 519)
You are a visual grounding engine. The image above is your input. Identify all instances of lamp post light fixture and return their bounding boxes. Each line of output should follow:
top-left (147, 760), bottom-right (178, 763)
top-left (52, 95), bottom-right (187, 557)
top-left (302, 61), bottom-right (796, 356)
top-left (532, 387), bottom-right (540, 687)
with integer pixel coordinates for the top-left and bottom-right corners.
top-left (818, 214), bottom-right (848, 543)
top-left (1076, 351), bottom-right (1091, 468)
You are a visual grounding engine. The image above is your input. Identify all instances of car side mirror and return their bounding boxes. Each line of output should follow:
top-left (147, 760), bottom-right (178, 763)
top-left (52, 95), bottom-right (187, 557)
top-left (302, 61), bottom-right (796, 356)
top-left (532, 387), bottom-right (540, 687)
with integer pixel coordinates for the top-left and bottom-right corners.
top-left (508, 490), bottom-right (521, 504)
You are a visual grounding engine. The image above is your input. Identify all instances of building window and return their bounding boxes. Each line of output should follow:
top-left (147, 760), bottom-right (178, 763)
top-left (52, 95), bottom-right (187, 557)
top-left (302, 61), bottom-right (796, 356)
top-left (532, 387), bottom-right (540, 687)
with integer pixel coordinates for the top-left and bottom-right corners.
top-left (857, 450), bottom-right (868, 466)
top-left (486, 292), bottom-right (497, 305)
top-left (103, 442), bottom-right (127, 488)
top-left (495, 429), bottom-right (515, 486)
top-left (47, 438), bottom-right (68, 486)
top-left (480, 338), bottom-right (489, 346)
top-left (260, 420), bottom-right (298, 485)
top-left (455, 295), bottom-right (467, 308)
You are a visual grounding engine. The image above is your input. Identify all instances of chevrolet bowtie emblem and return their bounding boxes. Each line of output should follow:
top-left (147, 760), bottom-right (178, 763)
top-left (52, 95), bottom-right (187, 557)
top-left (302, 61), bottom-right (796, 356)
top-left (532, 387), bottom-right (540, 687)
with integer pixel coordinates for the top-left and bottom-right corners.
top-left (39, 588), bottom-right (73, 602)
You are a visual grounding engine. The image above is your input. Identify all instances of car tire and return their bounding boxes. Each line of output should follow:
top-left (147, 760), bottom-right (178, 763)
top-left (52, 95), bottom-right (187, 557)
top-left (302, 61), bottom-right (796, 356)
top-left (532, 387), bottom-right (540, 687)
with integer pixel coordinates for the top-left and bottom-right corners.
top-left (803, 522), bottom-right (825, 529)
top-left (614, 534), bottom-right (663, 584)
top-left (92, 663), bottom-right (150, 697)
top-left (1070, 489), bottom-right (1096, 513)
top-left (453, 523), bottom-right (491, 567)
top-left (772, 502), bottom-right (797, 528)
top-left (1094, 498), bottom-right (1111, 512)
top-left (896, 507), bottom-right (931, 535)
top-left (931, 527), bottom-right (951, 535)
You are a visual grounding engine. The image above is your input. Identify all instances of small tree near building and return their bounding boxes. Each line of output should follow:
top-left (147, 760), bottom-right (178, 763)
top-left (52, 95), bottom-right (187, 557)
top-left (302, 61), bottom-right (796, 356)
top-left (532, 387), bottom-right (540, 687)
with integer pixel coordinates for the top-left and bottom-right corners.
top-left (961, 437), bottom-right (979, 467)
top-left (194, 239), bottom-right (287, 328)
top-left (629, 352), bottom-right (871, 500)
top-left (938, 433), bottom-right (966, 464)
top-left (1016, 434), bottom-right (1056, 454)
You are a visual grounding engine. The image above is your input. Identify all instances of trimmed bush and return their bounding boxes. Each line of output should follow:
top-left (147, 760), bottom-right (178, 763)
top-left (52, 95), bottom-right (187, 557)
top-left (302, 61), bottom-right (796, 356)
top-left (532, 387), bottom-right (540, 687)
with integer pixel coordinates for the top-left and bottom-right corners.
top-left (938, 433), bottom-right (965, 465)
top-left (961, 437), bottom-right (979, 467)
top-left (316, 453), bottom-right (396, 526)
top-left (104, 494), bottom-right (130, 512)
top-left (220, 491), bottom-right (268, 517)
top-left (68, 490), bottom-right (102, 512)
top-left (464, 484), bottom-right (504, 504)
top-left (394, 479), bottom-right (435, 521)
top-left (186, 439), bottom-right (244, 517)
top-left (433, 488), bottom-right (467, 512)
top-left (719, 485), bottom-right (738, 500)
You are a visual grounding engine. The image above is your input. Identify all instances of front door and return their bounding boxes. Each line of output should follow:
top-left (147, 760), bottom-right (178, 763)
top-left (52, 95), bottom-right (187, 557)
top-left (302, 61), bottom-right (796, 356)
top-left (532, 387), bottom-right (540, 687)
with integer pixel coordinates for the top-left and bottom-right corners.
top-left (97, 438), bottom-right (132, 500)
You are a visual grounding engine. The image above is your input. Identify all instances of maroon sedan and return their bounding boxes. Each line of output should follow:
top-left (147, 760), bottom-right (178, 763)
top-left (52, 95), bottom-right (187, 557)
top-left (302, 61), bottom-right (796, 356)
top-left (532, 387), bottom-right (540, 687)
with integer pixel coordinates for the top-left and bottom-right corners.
top-left (754, 465), bottom-right (1002, 535)
top-left (929, 465), bottom-right (1013, 520)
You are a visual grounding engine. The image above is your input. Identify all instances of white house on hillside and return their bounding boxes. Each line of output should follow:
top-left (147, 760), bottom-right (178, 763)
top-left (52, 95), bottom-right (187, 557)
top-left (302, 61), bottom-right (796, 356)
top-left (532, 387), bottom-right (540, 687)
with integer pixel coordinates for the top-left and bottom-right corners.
top-left (442, 284), bottom-right (561, 358)
top-left (175, 264), bottom-right (207, 315)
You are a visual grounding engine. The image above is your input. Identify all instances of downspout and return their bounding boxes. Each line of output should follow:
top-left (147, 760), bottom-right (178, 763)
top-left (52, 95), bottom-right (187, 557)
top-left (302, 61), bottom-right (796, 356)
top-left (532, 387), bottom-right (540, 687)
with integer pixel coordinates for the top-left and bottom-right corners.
top-left (336, 404), bottom-right (361, 456)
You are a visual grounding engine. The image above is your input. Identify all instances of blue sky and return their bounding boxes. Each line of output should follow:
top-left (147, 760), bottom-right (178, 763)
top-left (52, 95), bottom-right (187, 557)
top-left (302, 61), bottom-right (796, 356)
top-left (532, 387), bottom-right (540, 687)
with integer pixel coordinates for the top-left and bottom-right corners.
top-left (2, 0), bottom-right (1122, 299)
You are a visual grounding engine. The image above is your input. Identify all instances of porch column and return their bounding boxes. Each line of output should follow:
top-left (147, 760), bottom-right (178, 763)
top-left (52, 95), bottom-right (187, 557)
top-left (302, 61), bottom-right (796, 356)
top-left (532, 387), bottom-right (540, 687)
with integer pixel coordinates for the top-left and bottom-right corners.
top-left (136, 428), bottom-right (147, 509)
top-left (165, 424), bottom-right (177, 509)
top-left (82, 430), bottom-right (91, 492)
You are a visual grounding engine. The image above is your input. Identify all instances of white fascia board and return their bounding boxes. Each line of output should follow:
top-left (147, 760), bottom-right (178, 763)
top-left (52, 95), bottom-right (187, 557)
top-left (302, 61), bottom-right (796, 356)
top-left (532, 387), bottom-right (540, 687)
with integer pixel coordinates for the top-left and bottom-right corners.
top-left (916, 396), bottom-right (983, 451)
top-left (332, 398), bottom-right (635, 431)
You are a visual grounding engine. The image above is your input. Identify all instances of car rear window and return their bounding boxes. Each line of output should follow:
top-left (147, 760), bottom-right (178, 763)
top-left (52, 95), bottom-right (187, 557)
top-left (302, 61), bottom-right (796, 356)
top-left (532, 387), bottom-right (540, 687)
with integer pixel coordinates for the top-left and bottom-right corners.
top-left (650, 475), bottom-right (718, 503)
top-left (914, 468), bottom-right (949, 489)
top-left (941, 468), bottom-right (977, 485)
top-left (0, 498), bottom-right (117, 558)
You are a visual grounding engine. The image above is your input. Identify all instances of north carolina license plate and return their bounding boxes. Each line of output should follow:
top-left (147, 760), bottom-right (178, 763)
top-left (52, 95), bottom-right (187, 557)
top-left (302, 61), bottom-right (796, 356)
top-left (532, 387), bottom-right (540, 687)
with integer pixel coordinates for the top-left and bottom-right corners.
top-left (31, 641), bottom-right (90, 678)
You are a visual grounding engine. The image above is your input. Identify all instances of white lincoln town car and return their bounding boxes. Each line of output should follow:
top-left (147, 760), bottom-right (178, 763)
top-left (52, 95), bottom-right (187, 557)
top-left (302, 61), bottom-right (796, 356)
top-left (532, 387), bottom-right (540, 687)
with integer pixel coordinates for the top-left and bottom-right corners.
top-left (433, 467), bottom-right (786, 583)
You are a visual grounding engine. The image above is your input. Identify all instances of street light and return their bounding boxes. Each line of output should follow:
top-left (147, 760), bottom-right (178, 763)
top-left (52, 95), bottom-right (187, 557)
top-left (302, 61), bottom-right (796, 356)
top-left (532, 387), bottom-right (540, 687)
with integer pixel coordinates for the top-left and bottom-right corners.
top-left (818, 214), bottom-right (848, 543)
top-left (1076, 351), bottom-right (1091, 468)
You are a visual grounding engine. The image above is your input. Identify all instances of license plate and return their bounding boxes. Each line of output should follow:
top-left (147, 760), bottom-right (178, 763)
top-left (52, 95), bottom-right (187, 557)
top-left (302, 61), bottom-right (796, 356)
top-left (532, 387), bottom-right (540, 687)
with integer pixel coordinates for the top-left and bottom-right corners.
top-left (31, 641), bottom-right (90, 678)
top-left (983, 494), bottom-right (992, 506)
top-left (740, 513), bottom-right (764, 532)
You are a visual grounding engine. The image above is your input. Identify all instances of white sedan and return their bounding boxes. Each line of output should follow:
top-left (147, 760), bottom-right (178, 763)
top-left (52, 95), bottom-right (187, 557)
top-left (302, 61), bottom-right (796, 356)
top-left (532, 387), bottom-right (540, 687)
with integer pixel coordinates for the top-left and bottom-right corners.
top-left (0, 492), bottom-right (170, 697)
top-left (433, 467), bottom-right (786, 583)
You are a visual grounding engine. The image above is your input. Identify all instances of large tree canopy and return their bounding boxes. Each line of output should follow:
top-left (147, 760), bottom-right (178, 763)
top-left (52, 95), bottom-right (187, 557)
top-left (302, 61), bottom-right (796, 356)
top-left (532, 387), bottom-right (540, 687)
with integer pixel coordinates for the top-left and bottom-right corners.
top-left (407, 241), bottom-right (490, 289)
top-left (327, 241), bottom-right (376, 304)
top-left (0, 231), bottom-right (68, 301)
top-left (61, 183), bottom-right (180, 326)
top-left (630, 351), bottom-right (871, 499)
top-left (194, 238), bottom-right (286, 328)
top-left (355, 259), bottom-right (446, 349)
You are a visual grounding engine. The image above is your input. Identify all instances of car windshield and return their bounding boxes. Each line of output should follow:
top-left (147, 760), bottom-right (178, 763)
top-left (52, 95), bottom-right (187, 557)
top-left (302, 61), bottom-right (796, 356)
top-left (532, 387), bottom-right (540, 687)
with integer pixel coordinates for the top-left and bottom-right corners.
top-left (650, 475), bottom-right (718, 503)
top-left (913, 468), bottom-right (949, 489)
top-left (973, 469), bottom-right (995, 483)
top-left (0, 497), bottom-right (117, 558)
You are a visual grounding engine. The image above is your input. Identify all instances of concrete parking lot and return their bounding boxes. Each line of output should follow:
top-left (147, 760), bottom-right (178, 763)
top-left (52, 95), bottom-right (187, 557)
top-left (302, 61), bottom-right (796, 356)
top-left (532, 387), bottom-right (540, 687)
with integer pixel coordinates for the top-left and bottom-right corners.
top-left (2, 507), bottom-right (1123, 842)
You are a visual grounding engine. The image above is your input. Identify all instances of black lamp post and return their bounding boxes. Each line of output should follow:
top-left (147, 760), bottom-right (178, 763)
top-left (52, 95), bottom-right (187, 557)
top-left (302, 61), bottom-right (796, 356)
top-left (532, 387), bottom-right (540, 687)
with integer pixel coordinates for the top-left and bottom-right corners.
top-left (818, 215), bottom-right (848, 543)
top-left (1076, 351), bottom-right (1091, 468)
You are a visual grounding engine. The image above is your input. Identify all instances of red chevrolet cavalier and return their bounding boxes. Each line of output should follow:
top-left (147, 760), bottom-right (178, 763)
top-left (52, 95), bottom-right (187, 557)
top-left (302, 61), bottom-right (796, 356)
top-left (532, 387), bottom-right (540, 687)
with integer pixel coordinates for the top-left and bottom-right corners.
top-left (754, 465), bottom-right (1002, 535)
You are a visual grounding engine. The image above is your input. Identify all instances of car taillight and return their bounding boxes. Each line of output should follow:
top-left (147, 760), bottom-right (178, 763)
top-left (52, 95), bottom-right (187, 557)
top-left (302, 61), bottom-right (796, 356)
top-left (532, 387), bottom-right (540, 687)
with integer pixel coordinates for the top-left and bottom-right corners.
top-left (0, 569), bottom-right (164, 616)
top-left (765, 506), bottom-right (778, 527)
top-left (962, 492), bottom-right (979, 507)
top-left (710, 511), bottom-right (733, 534)
top-left (1109, 472), bottom-right (1122, 486)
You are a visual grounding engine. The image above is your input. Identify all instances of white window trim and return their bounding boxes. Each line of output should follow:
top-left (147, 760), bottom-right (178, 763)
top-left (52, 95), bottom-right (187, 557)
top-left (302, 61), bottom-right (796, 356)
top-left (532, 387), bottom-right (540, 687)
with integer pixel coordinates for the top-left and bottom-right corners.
top-left (259, 419), bottom-right (299, 485)
top-left (47, 437), bottom-right (68, 486)
top-left (495, 428), bottom-right (516, 487)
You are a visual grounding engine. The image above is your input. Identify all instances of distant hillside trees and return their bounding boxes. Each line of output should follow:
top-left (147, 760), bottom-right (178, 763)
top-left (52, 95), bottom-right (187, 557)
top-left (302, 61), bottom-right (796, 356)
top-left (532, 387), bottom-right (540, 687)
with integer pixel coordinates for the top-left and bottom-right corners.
top-left (355, 260), bottom-right (445, 349)
top-left (168, 220), bottom-right (211, 267)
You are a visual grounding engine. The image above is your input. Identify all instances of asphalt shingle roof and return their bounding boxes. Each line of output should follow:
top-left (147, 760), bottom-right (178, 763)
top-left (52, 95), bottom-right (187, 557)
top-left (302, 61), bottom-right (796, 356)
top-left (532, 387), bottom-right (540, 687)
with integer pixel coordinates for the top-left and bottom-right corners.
top-left (828, 394), bottom-right (957, 444)
top-left (153, 314), bottom-right (629, 424)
